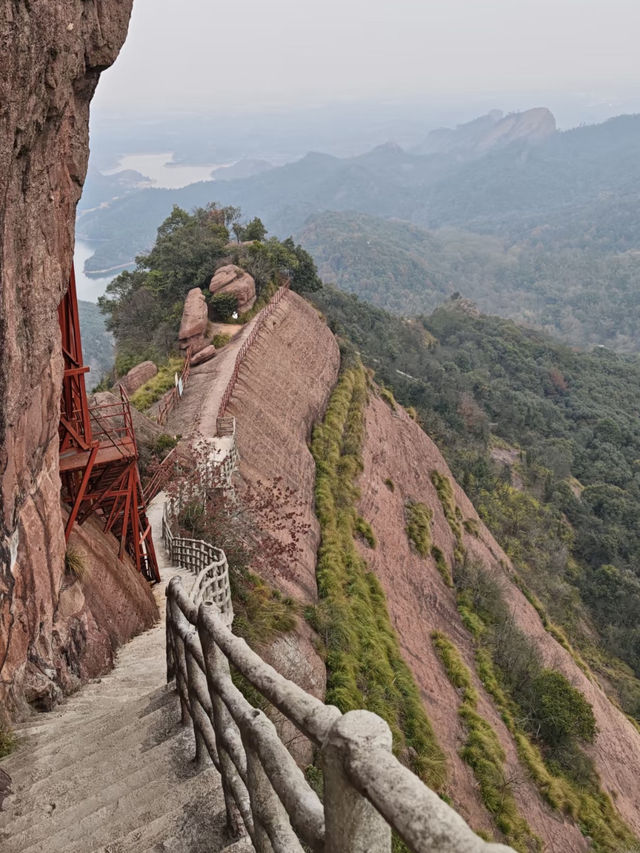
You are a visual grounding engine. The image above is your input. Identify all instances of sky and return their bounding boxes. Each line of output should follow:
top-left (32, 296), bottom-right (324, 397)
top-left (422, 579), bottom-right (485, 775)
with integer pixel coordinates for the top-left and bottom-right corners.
top-left (96, 0), bottom-right (640, 116)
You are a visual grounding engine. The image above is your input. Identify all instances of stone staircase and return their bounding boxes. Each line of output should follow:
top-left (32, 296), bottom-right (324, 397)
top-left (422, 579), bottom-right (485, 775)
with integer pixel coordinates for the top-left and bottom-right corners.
top-left (0, 501), bottom-right (253, 853)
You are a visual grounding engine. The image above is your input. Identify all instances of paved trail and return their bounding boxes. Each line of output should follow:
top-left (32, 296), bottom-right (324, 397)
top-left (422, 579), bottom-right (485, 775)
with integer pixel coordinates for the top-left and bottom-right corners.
top-left (0, 498), bottom-right (251, 853)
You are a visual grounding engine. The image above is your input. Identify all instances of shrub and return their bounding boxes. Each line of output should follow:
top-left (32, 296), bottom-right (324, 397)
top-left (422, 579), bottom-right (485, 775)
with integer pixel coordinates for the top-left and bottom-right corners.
top-left (212, 332), bottom-right (232, 348)
top-left (528, 669), bottom-right (597, 747)
top-left (384, 477), bottom-right (395, 492)
top-left (208, 292), bottom-right (239, 321)
top-left (129, 357), bottom-right (183, 412)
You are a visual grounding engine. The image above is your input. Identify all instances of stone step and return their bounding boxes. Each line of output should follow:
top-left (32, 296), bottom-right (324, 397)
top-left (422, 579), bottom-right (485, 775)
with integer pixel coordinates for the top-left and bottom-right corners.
top-left (6, 753), bottom-right (221, 853)
top-left (1, 708), bottom-right (189, 836)
top-left (5, 688), bottom-right (176, 789)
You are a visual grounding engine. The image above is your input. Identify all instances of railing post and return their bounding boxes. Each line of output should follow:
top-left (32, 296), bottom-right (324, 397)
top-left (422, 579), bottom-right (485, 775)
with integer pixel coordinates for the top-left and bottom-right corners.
top-left (185, 647), bottom-right (209, 768)
top-left (168, 593), bottom-right (191, 725)
top-left (166, 600), bottom-right (175, 683)
top-left (321, 711), bottom-right (392, 853)
top-left (198, 607), bottom-right (244, 839)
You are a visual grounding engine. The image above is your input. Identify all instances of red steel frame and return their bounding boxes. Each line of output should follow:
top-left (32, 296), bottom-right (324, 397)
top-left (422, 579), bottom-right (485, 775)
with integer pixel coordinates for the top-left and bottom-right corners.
top-left (58, 265), bottom-right (160, 583)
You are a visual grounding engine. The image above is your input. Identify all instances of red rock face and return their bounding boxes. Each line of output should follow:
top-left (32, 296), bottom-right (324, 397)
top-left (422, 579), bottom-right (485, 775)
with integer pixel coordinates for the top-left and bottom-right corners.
top-left (178, 287), bottom-right (209, 353)
top-left (0, 1), bottom-right (159, 721)
top-left (356, 394), bottom-right (640, 845)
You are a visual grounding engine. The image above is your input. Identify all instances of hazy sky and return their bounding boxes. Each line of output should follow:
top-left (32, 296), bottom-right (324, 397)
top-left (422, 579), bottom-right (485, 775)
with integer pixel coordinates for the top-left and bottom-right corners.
top-left (96, 0), bottom-right (640, 114)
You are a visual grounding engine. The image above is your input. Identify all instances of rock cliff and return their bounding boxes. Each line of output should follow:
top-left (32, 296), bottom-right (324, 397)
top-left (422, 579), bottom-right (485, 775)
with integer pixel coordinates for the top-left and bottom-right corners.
top-left (0, 2), bottom-right (158, 720)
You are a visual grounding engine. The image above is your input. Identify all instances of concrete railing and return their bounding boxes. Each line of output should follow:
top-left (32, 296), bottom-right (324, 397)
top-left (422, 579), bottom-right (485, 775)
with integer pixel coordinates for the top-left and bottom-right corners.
top-left (162, 501), bottom-right (233, 618)
top-left (165, 576), bottom-right (514, 853)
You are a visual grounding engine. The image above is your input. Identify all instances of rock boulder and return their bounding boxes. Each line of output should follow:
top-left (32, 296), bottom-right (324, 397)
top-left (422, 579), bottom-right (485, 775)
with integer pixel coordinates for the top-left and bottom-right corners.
top-left (178, 287), bottom-right (209, 353)
top-left (190, 344), bottom-right (216, 366)
top-left (209, 264), bottom-right (256, 314)
top-left (118, 360), bottom-right (157, 395)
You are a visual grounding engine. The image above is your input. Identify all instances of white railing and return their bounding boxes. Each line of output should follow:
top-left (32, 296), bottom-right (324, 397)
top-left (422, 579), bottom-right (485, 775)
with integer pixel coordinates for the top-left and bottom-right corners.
top-left (165, 577), bottom-right (514, 853)
top-left (162, 501), bottom-right (233, 619)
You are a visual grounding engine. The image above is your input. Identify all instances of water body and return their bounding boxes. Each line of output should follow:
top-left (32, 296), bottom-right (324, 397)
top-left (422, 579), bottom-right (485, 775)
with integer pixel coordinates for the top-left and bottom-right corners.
top-left (103, 152), bottom-right (230, 189)
top-left (74, 240), bottom-right (115, 303)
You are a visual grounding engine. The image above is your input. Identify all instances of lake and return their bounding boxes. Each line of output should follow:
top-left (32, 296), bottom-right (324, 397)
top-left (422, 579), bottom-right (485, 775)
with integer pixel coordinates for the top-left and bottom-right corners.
top-left (74, 240), bottom-right (115, 303)
top-left (103, 152), bottom-right (230, 189)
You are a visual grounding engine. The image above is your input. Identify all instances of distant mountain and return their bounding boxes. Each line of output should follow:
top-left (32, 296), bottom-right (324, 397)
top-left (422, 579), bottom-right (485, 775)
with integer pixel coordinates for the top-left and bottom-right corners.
top-left (78, 112), bottom-right (640, 276)
top-left (77, 167), bottom-right (152, 214)
top-left (413, 107), bottom-right (556, 156)
top-left (211, 158), bottom-right (273, 181)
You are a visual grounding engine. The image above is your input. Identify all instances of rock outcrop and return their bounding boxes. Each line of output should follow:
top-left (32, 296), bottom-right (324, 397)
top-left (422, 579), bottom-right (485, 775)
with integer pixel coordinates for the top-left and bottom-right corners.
top-left (209, 264), bottom-right (256, 314)
top-left (0, 2), bottom-right (160, 721)
top-left (416, 107), bottom-right (557, 157)
top-left (118, 360), bottom-right (157, 395)
top-left (178, 287), bottom-right (209, 353)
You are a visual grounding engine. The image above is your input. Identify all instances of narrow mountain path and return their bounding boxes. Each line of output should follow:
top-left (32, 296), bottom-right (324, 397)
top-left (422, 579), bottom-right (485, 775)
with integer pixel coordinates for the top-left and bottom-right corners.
top-left (163, 313), bottom-right (262, 439)
top-left (0, 498), bottom-right (249, 853)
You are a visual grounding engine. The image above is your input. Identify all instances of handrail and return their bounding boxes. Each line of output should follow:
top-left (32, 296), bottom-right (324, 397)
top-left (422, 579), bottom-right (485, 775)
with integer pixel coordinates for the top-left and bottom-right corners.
top-left (162, 499), bottom-right (233, 622)
top-left (217, 280), bottom-right (290, 421)
top-left (166, 578), bottom-right (513, 853)
top-left (143, 446), bottom-right (178, 505)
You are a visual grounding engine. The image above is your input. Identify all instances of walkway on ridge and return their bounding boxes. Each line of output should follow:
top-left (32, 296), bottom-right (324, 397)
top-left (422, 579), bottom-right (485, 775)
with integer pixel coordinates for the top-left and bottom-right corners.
top-left (163, 293), bottom-right (290, 440)
top-left (0, 498), bottom-right (252, 853)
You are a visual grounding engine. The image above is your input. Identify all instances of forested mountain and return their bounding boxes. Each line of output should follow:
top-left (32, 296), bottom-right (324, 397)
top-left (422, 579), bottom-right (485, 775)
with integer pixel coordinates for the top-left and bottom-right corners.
top-left (300, 210), bottom-right (640, 351)
top-left (314, 287), bottom-right (640, 720)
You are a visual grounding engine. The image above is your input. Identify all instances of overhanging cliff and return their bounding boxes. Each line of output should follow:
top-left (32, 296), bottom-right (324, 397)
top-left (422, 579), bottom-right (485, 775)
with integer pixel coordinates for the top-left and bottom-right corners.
top-left (0, 1), bottom-right (158, 720)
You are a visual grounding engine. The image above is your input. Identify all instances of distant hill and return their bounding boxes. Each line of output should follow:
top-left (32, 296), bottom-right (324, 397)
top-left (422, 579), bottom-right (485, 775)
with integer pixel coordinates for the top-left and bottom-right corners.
top-left (299, 210), bottom-right (640, 352)
top-left (78, 112), bottom-right (640, 276)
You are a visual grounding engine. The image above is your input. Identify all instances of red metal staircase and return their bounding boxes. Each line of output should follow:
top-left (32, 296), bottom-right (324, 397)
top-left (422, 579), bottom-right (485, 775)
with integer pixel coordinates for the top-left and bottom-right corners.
top-left (58, 265), bottom-right (160, 583)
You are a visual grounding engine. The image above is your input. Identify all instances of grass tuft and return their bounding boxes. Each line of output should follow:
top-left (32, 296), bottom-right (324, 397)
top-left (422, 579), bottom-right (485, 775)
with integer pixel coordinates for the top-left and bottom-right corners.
top-left (0, 725), bottom-right (16, 758)
top-left (405, 500), bottom-right (433, 558)
top-left (65, 545), bottom-right (88, 581)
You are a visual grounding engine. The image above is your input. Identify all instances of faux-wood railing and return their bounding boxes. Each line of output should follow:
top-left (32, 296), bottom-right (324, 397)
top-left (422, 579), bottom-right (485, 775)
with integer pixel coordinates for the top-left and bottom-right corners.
top-left (165, 575), bottom-right (513, 853)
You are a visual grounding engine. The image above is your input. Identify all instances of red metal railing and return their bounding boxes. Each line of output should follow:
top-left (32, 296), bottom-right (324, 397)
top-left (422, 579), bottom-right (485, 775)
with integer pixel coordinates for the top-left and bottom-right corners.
top-left (157, 347), bottom-right (192, 426)
top-left (143, 446), bottom-right (179, 505)
top-left (217, 280), bottom-right (290, 420)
